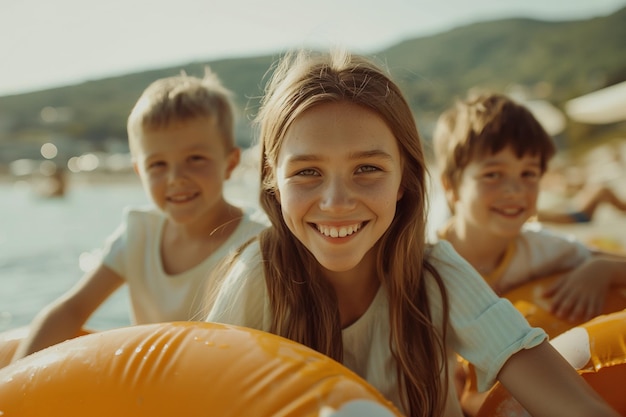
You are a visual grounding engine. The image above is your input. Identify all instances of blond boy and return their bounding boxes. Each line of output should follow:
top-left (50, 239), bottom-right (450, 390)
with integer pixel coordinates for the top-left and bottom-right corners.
top-left (13, 69), bottom-right (267, 360)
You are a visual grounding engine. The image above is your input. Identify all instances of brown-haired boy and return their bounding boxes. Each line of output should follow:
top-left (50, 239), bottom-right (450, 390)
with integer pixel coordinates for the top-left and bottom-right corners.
top-left (433, 92), bottom-right (626, 415)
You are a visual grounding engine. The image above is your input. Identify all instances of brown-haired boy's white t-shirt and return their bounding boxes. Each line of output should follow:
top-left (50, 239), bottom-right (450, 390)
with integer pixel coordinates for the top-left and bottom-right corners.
top-left (484, 222), bottom-right (590, 294)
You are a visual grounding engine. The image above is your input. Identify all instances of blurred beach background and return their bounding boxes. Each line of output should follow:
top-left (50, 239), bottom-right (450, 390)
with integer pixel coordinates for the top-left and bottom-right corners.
top-left (1, 0), bottom-right (626, 333)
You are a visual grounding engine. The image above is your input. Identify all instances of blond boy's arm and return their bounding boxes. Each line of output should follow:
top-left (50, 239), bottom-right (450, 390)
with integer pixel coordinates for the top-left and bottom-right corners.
top-left (12, 264), bottom-right (124, 362)
top-left (498, 340), bottom-right (620, 417)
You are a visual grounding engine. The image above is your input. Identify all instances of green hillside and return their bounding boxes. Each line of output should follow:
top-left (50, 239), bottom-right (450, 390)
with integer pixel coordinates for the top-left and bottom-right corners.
top-left (1, 6), bottom-right (624, 161)
top-left (383, 7), bottom-right (626, 115)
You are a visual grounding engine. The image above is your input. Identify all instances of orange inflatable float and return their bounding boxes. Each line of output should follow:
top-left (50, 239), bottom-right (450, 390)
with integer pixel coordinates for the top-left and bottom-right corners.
top-left (0, 321), bottom-right (401, 417)
top-left (476, 310), bottom-right (626, 417)
top-left (0, 326), bottom-right (91, 370)
top-left (0, 326), bottom-right (28, 369)
top-left (459, 274), bottom-right (626, 415)
top-left (504, 273), bottom-right (626, 338)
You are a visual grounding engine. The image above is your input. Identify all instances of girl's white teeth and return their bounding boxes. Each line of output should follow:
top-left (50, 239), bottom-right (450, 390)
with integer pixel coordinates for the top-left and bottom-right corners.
top-left (317, 223), bottom-right (361, 238)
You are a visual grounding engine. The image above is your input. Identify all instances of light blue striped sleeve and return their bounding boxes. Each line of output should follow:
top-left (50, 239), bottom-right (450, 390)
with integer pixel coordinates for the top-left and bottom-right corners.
top-left (427, 241), bottom-right (547, 392)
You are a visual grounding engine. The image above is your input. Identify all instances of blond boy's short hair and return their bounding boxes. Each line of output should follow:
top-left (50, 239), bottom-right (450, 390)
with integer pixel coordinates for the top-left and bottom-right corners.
top-left (433, 92), bottom-right (556, 193)
top-left (127, 67), bottom-right (237, 156)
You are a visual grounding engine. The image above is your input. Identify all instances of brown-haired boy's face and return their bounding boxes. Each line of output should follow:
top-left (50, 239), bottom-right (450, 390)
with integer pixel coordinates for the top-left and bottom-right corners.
top-left (132, 116), bottom-right (240, 225)
top-left (451, 146), bottom-right (542, 239)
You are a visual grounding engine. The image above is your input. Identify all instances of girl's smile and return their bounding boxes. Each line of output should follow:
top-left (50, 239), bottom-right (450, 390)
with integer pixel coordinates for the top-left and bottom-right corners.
top-left (313, 221), bottom-right (365, 239)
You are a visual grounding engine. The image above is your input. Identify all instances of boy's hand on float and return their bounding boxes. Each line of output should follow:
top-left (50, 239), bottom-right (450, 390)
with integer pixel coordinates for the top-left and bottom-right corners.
top-left (542, 260), bottom-right (611, 322)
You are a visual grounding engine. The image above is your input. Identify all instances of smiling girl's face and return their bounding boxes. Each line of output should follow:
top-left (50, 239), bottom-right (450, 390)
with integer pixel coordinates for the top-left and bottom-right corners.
top-left (275, 101), bottom-right (404, 279)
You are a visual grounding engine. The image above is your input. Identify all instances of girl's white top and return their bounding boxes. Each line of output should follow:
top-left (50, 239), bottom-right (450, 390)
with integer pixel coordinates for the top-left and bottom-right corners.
top-left (206, 239), bottom-right (546, 416)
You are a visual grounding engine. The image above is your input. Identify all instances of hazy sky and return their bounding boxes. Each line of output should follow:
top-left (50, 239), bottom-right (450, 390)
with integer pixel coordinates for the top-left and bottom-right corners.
top-left (1, 0), bottom-right (624, 96)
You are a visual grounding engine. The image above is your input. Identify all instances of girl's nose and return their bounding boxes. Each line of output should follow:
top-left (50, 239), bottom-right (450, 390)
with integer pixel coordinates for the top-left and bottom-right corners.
top-left (319, 177), bottom-right (356, 212)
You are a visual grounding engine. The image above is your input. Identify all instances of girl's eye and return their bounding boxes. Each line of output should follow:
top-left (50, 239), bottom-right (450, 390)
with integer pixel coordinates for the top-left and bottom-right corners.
top-left (523, 170), bottom-right (540, 179)
top-left (356, 165), bottom-right (380, 173)
top-left (296, 168), bottom-right (319, 176)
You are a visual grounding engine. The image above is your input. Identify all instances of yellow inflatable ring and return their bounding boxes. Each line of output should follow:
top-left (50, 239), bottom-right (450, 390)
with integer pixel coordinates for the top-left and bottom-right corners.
top-left (0, 321), bottom-right (401, 417)
top-left (476, 310), bottom-right (626, 417)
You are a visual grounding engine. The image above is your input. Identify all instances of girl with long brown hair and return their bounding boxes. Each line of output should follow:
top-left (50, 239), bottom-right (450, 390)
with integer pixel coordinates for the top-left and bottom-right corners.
top-left (206, 50), bottom-right (619, 417)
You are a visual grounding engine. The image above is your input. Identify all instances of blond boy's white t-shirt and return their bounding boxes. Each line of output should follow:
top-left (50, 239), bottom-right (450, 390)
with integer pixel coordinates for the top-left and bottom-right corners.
top-left (206, 239), bottom-right (546, 416)
top-left (101, 206), bottom-right (267, 324)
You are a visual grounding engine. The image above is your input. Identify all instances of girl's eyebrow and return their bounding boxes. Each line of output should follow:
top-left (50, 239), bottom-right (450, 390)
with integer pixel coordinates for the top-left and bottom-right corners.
top-left (350, 149), bottom-right (395, 161)
top-left (285, 149), bottom-right (394, 163)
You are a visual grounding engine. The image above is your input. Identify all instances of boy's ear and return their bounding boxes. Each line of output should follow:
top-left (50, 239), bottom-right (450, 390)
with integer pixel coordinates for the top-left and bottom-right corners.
top-left (440, 174), bottom-right (457, 205)
top-left (224, 147), bottom-right (241, 179)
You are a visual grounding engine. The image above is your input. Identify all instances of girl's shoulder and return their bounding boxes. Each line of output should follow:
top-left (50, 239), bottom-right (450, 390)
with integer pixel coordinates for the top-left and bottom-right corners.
top-left (237, 237), bottom-right (263, 261)
top-left (206, 238), bottom-right (267, 328)
top-left (427, 239), bottom-right (466, 261)
top-left (426, 240), bottom-right (479, 277)
top-left (227, 211), bottom-right (268, 248)
top-left (221, 238), bottom-right (265, 285)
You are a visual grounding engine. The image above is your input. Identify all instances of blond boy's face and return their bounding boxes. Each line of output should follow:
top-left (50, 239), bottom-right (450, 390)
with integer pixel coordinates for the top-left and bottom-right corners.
top-left (132, 116), bottom-right (239, 225)
top-left (449, 146), bottom-right (542, 239)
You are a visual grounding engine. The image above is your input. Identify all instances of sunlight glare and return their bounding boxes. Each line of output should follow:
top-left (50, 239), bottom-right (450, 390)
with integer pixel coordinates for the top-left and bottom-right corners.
top-left (40, 143), bottom-right (58, 159)
top-left (79, 250), bottom-right (102, 272)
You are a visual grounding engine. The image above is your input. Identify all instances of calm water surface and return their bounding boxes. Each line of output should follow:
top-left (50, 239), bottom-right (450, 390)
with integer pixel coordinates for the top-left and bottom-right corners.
top-left (0, 179), bottom-right (149, 331)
